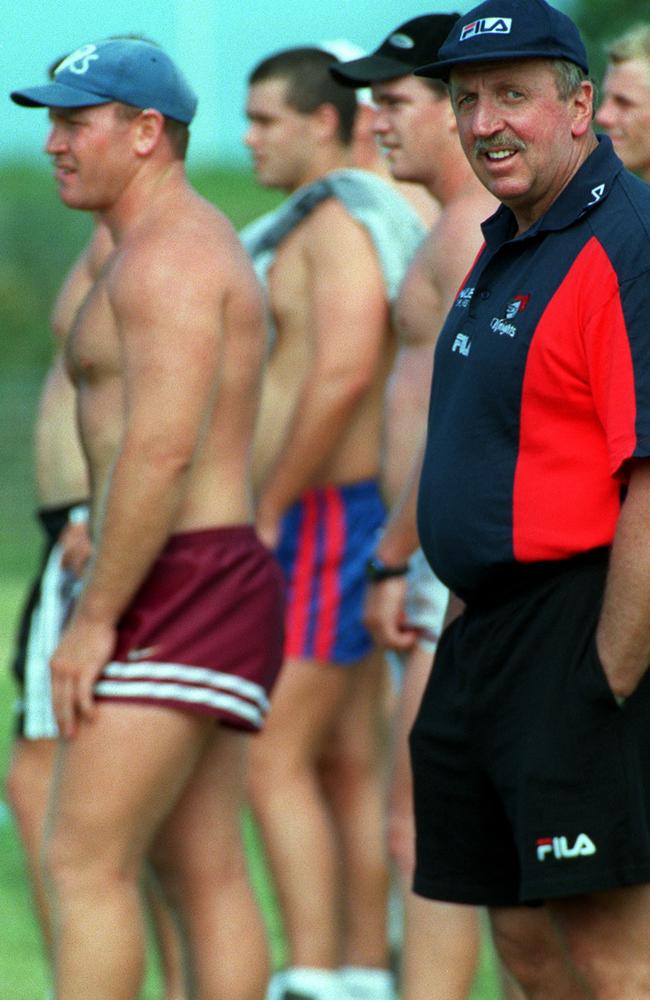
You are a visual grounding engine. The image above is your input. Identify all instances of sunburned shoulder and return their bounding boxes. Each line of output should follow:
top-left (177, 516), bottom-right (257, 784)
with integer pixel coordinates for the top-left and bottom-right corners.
top-left (112, 194), bottom-right (251, 296)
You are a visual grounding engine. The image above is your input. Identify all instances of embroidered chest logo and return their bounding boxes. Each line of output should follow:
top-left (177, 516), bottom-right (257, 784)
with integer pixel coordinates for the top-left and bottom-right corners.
top-left (536, 834), bottom-right (596, 862)
top-left (460, 18), bottom-right (512, 41)
top-left (455, 287), bottom-right (475, 309)
top-left (452, 333), bottom-right (471, 356)
top-left (490, 293), bottom-right (530, 338)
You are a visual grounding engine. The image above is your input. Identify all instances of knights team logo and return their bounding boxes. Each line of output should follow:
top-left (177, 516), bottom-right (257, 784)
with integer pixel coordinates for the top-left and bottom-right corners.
top-left (505, 293), bottom-right (530, 319)
top-left (460, 18), bottom-right (513, 41)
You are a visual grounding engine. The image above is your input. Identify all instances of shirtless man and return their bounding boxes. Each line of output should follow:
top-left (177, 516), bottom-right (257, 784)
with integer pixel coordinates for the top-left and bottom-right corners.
top-left (5, 220), bottom-right (107, 967)
top-left (11, 37), bottom-right (284, 1000)
top-left (6, 218), bottom-right (189, 1000)
top-left (595, 23), bottom-right (650, 183)
top-left (242, 47), bottom-right (426, 1000)
top-left (332, 16), bottom-right (503, 999)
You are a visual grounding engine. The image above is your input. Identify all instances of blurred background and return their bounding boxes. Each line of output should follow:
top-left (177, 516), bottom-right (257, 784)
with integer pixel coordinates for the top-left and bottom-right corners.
top-left (0, 1), bottom-right (647, 995)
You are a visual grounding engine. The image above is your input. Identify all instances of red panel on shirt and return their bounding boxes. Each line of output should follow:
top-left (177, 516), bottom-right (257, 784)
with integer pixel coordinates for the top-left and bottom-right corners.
top-left (513, 237), bottom-right (637, 562)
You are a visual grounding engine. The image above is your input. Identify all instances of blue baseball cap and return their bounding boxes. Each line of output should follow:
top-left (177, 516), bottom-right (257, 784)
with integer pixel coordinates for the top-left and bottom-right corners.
top-left (10, 38), bottom-right (197, 124)
top-left (415, 0), bottom-right (589, 81)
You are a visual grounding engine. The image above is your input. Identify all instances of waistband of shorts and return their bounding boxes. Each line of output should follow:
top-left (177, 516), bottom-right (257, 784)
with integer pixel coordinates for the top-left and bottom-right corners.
top-left (295, 478), bottom-right (380, 504)
top-left (462, 547), bottom-right (610, 610)
top-left (162, 523), bottom-right (259, 553)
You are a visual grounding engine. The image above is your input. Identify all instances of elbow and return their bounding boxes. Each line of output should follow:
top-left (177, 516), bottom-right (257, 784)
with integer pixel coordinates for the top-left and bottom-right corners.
top-left (122, 435), bottom-right (195, 481)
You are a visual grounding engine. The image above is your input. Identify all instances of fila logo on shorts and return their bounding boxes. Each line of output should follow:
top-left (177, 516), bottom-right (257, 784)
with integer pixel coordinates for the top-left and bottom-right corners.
top-left (460, 18), bottom-right (512, 41)
top-left (536, 833), bottom-right (596, 862)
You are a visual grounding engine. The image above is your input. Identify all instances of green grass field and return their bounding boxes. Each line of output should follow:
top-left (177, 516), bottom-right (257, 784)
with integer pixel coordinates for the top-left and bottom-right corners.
top-left (0, 162), bottom-right (506, 999)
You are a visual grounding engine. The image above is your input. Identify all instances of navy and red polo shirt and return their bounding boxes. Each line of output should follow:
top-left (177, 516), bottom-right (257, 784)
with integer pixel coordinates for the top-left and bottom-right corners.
top-left (417, 136), bottom-right (650, 598)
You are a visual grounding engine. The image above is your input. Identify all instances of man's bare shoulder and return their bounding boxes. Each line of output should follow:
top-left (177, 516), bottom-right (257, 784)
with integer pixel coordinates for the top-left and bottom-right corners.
top-left (422, 189), bottom-right (497, 304)
top-left (111, 189), bottom-right (257, 308)
top-left (431, 189), bottom-right (496, 258)
top-left (292, 195), bottom-right (383, 271)
top-left (396, 190), bottom-right (497, 345)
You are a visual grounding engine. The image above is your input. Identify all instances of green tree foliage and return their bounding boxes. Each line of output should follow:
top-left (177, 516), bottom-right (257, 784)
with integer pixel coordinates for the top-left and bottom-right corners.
top-left (571, 0), bottom-right (650, 84)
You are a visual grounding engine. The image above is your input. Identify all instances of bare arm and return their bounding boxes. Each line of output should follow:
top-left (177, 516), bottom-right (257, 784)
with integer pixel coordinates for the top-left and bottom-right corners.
top-left (596, 459), bottom-right (650, 700)
top-left (256, 200), bottom-right (389, 545)
top-left (364, 443), bottom-right (426, 649)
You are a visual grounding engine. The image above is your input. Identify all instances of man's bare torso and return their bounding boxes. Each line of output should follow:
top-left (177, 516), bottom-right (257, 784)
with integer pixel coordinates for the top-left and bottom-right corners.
top-left (383, 187), bottom-right (497, 504)
top-left (252, 196), bottom-right (394, 492)
top-left (66, 191), bottom-right (265, 536)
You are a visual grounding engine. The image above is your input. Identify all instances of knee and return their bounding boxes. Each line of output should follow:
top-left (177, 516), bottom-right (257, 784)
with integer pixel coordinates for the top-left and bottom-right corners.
top-left (44, 823), bottom-right (136, 903)
top-left (151, 833), bottom-right (248, 901)
top-left (558, 899), bottom-right (650, 999)
top-left (491, 909), bottom-right (571, 994)
top-left (386, 805), bottom-right (415, 883)
top-left (5, 746), bottom-right (52, 849)
top-left (5, 755), bottom-right (31, 832)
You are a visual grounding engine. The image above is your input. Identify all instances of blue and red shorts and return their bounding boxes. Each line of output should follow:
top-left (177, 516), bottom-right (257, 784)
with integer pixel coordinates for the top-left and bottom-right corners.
top-left (275, 480), bottom-right (385, 665)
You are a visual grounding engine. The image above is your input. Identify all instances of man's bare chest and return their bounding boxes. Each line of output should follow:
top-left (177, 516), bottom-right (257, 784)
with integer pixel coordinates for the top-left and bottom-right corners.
top-left (66, 276), bottom-right (120, 386)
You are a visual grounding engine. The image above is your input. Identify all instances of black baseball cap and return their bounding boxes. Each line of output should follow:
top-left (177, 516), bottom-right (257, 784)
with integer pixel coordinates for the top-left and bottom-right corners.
top-left (415, 0), bottom-right (589, 81)
top-left (330, 14), bottom-right (461, 87)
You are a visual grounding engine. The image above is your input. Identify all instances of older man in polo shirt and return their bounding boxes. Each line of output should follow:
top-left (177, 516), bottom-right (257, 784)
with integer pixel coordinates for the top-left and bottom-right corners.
top-left (372, 0), bottom-right (650, 995)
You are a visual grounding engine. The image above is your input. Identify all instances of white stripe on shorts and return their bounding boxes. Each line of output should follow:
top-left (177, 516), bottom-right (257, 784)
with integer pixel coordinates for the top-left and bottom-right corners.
top-left (95, 661), bottom-right (270, 728)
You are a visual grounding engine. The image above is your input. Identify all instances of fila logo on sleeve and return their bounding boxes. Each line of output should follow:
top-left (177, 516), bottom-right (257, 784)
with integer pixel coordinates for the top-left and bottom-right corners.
top-left (460, 18), bottom-right (512, 41)
top-left (536, 833), bottom-right (596, 862)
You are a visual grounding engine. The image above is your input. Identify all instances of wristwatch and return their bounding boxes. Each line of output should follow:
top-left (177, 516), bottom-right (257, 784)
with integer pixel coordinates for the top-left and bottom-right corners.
top-left (366, 555), bottom-right (410, 583)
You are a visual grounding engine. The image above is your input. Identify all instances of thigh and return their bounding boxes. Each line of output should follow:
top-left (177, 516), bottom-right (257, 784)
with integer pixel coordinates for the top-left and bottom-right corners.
top-left (50, 702), bottom-right (212, 868)
top-left (390, 642), bottom-right (434, 817)
top-left (327, 649), bottom-right (389, 757)
top-left (251, 656), bottom-right (351, 767)
top-left (154, 725), bottom-right (250, 862)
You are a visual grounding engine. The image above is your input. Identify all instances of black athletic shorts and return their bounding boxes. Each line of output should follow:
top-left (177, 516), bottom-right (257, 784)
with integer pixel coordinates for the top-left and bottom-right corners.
top-left (410, 547), bottom-right (650, 906)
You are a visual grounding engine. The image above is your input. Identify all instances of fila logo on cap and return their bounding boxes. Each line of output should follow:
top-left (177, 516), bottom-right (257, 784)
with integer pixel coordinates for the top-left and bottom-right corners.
top-left (460, 18), bottom-right (512, 41)
top-left (388, 32), bottom-right (415, 49)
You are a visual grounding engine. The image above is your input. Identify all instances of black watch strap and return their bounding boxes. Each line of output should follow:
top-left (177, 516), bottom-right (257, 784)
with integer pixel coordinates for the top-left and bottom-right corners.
top-left (366, 555), bottom-right (410, 583)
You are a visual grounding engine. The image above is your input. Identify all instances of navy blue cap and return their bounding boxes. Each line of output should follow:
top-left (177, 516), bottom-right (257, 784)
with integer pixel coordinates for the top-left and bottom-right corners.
top-left (415, 0), bottom-right (589, 81)
top-left (330, 14), bottom-right (461, 86)
top-left (10, 38), bottom-right (197, 124)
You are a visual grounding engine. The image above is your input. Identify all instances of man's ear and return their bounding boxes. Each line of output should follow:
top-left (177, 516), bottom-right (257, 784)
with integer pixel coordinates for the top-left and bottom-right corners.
top-left (571, 80), bottom-right (595, 137)
top-left (132, 108), bottom-right (166, 156)
top-left (312, 101), bottom-right (341, 143)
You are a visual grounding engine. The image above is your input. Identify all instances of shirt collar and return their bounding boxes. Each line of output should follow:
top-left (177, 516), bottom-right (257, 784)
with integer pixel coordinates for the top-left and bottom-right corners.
top-left (482, 134), bottom-right (624, 249)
